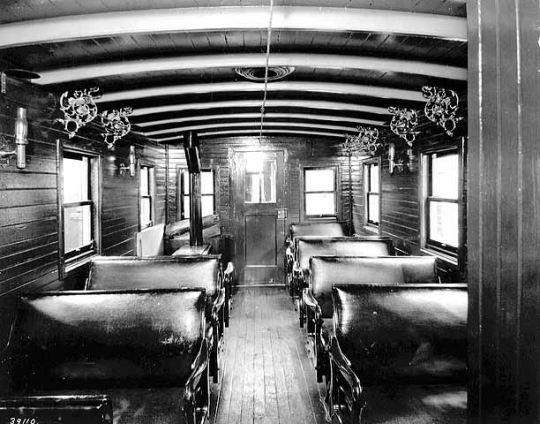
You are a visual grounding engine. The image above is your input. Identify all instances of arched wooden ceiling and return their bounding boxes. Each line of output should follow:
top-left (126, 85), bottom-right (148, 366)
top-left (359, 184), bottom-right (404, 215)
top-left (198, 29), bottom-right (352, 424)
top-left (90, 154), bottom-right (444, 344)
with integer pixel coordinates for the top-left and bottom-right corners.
top-left (0, 0), bottom-right (467, 143)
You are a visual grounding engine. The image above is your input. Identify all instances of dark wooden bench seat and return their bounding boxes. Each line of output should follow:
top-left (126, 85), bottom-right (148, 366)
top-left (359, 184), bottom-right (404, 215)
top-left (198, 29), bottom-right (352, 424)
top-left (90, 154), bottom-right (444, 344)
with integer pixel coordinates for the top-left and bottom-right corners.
top-left (0, 395), bottom-right (113, 424)
top-left (329, 284), bottom-right (467, 424)
top-left (292, 236), bottom-right (395, 308)
top-left (302, 255), bottom-right (437, 382)
top-left (1, 289), bottom-right (210, 424)
top-left (85, 255), bottom-right (226, 383)
top-left (284, 221), bottom-right (348, 288)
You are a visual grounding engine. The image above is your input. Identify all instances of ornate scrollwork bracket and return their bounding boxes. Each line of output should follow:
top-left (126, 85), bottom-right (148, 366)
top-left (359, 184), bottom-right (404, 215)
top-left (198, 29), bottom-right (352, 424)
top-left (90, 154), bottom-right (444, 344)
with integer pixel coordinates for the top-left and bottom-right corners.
top-left (100, 107), bottom-right (133, 149)
top-left (344, 126), bottom-right (381, 156)
top-left (58, 88), bottom-right (100, 138)
top-left (422, 86), bottom-right (463, 136)
top-left (388, 107), bottom-right (419, 146)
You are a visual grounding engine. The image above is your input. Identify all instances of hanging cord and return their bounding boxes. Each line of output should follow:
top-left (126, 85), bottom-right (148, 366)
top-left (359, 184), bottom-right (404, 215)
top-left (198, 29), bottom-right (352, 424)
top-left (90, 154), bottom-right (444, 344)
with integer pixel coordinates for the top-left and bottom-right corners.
top-left (259, 0), bottom-right (274, 142)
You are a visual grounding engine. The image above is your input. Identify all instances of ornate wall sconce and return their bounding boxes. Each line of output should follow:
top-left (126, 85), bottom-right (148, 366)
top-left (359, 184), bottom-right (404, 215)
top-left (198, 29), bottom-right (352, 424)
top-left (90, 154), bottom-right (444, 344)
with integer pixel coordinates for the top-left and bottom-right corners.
top-left (388, 107), bottom-right (419, 145)
top-left (118, 145), bottom-right (136, 177)
top-left (0, 107), bottom-right (28, 169)
top-left (422, 86), bottom-right (463, 136)
top-left (388, 142), bottom-right (415, 174)
top-left (100, 107), bottom-right (132, 149)
top-left (58, 88), bottom-right (100, 138)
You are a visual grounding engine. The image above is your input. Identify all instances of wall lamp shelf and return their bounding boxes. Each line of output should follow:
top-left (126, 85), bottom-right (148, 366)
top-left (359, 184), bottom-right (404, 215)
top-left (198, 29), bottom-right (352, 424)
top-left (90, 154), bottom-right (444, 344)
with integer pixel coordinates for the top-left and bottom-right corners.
top-left (118, 145), bottom-right (136, 176)
top-left (0, 107), bottom-right (28, 169)
top-left (388, 142), bottom-right (415, 174)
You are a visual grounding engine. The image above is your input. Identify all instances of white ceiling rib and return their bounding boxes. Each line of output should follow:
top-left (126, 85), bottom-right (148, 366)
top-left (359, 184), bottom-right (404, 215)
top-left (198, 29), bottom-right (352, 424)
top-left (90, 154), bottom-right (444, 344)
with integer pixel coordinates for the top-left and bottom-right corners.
top-left (36, 53), bottom-right (467, 85)
top-left (0, 6), bottom-right (467, 49)
top-left (98, 81), bottom-right (426, 104)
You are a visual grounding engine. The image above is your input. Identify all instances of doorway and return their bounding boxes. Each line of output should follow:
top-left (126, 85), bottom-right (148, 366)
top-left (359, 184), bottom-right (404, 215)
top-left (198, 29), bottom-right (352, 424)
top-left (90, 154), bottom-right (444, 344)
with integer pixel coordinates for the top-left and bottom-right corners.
top-left (233, 150), bottom-right (286, 284)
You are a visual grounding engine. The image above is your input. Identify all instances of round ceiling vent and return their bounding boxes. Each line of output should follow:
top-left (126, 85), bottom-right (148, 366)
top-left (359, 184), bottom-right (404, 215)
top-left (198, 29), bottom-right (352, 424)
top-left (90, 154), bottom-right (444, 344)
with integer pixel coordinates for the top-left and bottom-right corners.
top-left (235, 66), bottom-right (295, 83)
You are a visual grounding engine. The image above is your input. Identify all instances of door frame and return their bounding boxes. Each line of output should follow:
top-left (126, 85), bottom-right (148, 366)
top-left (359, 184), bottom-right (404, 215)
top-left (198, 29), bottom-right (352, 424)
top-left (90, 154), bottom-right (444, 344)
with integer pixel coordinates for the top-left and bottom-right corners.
top-left (229, 146), bottom-right (288, 283)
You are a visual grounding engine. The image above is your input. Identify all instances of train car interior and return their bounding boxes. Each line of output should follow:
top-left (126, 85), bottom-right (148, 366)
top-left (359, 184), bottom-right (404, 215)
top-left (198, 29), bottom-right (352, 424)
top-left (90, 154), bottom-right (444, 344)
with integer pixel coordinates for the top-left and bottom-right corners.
top-left (0, 1), bottom-right (538, 423)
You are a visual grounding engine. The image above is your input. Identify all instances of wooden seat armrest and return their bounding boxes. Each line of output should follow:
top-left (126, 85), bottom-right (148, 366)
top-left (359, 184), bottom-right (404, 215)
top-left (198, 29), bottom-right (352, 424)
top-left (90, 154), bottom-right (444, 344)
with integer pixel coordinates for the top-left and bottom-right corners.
top-left (330, 337), bottom-right (364, 406)
top-left (212, 288), bottom-right (226, 317)
top-left (302, 289), bottom-right (321, 317)
top-left (292, 261), bottom-right (302, 278)
top-left (224, 262), bottom-right (234, 277)
top-left (184, 338), bottom-right (210, 424)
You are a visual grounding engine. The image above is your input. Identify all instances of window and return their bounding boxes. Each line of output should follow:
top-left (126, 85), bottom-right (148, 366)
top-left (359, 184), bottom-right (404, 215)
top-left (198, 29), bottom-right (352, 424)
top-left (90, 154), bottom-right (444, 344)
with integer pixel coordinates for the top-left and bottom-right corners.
top-left (422, 150), bottom-right (459, 255)
top-left (364, 161), bottom-right (380, 226)
top-left (61, 150), bottom-right (99, 263)
top-left (179, 169), bottom-right (215, 219)
top-left (304, 167), bottom-right (337, 218)
top-left (140, 164), bottom-right (155, 228)
top-left (244, 154), bottom-right (276, 204)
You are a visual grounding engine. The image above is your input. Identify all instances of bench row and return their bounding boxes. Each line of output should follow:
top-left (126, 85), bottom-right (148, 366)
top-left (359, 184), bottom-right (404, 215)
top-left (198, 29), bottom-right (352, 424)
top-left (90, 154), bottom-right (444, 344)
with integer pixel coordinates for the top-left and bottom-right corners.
top-left (0, 254), bottom-right (234, 424)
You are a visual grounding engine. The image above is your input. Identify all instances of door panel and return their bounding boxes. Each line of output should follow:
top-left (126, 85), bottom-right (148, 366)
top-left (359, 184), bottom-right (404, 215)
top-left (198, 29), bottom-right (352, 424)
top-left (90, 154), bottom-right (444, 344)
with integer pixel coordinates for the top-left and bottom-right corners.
top-left (233, 150), bottom-right (285, 283)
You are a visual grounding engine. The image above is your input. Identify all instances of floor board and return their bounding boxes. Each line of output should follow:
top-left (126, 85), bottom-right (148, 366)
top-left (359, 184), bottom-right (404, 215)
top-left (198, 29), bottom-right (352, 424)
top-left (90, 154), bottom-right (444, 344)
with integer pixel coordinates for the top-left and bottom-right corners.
top-left (211, 286), bottom-right (327, 424)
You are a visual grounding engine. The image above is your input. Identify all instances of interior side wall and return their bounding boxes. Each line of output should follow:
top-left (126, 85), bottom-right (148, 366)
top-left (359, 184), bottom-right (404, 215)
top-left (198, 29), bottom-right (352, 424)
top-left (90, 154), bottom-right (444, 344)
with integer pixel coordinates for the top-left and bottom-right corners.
top-left (0, 78), bottom-right (167, 365)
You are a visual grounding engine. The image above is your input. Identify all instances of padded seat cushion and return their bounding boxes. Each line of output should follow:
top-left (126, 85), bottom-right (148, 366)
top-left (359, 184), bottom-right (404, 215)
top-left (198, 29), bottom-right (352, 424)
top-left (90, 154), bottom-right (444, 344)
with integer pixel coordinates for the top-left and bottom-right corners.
top-left (290, 222), bottom-right (347, 238)
top-left (360, 384), bottom-right (466, 424)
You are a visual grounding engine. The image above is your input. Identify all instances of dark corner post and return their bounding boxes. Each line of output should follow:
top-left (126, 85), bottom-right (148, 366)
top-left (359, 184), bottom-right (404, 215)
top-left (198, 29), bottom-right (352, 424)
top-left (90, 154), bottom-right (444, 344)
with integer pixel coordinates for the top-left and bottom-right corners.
top-left (183, 131), bottom-right (203, 246)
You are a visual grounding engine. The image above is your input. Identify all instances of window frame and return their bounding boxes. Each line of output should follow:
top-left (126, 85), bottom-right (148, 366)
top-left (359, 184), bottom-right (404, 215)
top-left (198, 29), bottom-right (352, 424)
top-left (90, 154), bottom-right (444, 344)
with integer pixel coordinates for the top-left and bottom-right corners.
top-left (139, 163), bottom-right (155, 229)
top-left (58, 143), bottom-right (101, 278)
top-left (178, 168), bottom-right (216, 220)
top-left (421, 146), bottom-right (461, 258)
top-left (363, 158), bottom-right (381, 228)
top-left (302, 165), bottom-right (339, 220)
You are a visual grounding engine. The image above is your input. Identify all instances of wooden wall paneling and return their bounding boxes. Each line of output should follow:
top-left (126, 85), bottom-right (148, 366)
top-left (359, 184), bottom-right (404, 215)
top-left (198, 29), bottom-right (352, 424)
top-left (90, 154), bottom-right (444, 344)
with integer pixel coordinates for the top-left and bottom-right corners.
top-left (468, 0), bottom-right (540, 421)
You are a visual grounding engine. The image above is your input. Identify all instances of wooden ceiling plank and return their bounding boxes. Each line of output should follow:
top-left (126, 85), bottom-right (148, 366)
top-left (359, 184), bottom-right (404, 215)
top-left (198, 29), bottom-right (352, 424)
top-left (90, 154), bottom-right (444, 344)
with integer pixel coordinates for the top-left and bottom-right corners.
top-left (35, 52), bottom-right (467, 84)
top-left (97, 81), bottom-right (425, 103)
top-left (0, 6), bottom-right (467, 49)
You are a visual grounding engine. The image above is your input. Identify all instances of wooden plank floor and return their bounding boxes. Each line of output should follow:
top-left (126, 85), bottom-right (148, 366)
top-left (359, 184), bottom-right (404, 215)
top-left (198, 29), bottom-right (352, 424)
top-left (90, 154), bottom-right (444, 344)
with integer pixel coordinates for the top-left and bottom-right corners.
top-left (211, 286), bottom-right (328, 424)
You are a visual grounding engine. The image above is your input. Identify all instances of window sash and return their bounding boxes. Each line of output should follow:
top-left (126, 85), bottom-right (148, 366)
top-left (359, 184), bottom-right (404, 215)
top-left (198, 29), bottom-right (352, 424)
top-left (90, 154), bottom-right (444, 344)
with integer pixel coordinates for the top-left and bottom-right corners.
top-left (304, 167), bottom-right (337, 217)
top-left (180, 169), bottom-right (215, 219)
top-left (364, 162), bottom-right (380, 226)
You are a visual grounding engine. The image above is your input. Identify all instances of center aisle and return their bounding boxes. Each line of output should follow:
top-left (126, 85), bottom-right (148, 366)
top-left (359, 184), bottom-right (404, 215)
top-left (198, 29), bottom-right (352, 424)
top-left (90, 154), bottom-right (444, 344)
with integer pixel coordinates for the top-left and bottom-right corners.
top-left (211, 286), bottom-right (327, 424)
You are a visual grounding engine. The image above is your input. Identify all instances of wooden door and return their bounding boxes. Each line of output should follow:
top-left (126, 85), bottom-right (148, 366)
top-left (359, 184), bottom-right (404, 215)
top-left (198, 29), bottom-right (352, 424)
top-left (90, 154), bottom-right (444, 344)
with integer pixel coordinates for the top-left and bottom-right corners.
top-left (233, 150), bottom-right (285, 284)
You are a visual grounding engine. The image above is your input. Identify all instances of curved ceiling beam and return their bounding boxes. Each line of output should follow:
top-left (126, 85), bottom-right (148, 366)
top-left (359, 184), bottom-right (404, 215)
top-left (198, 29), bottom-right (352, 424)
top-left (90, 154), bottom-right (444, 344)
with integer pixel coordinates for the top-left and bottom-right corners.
top-left (0, 6), bottom-right (467, 49)
top-left (36, 53), bottom-right (467, 85)
top-left (97, 81), bottom-right (425, 103)
top-left (130, 99), bottom-right (390, 117)
top-left (137, 113), bottom-right (385, 128)
top-left (157, 129), bottom-right (347, 143)
top-left (144, 121), bottom-right (358, 136)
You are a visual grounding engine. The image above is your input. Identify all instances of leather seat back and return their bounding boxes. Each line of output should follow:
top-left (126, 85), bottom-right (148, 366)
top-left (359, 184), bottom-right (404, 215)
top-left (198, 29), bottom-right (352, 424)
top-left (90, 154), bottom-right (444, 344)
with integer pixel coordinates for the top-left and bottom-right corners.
top-left (6, 289), bottom-right (206, 392)
top-left (289, 222), bottom-right (348, 239)
top-left (333, 284), bottom-right (467, 385)
top-left (86, 255), bottom-right (221, 297)
top-left (310, 256), bottom-right (437, 318)
top-left (297, 237), bottom-right (395, 273)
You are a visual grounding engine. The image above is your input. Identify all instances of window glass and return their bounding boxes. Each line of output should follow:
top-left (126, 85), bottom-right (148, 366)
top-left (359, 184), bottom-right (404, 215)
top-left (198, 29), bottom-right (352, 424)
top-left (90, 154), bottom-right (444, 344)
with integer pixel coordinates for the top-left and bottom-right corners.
top-left (369, 164), bottom-right (380, 193)
top-left (140, 167), bottom-right (149, 197)
top-left (140, 197), bottom-right (151, 228)
top-left (305, 193), bottom-right (336, 216)
top-left (431, 154), bottom-right (458, 199)
top-left (201, 171), bottom-right (214, 195)
top-left (305, 169), bottom-right (334, 192)
top-left (64, 205), bottom-right (92, 253)
top-left (368, 193), bottom-right (380, 225)
top-left (140, 165), bottom-right (153, 228)
top-left (429, 201), bottom-right (459, 248)
top-left (63, 157), bottom-right (88, 203)
top-left (245, 159), bottom-right (276, 204)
